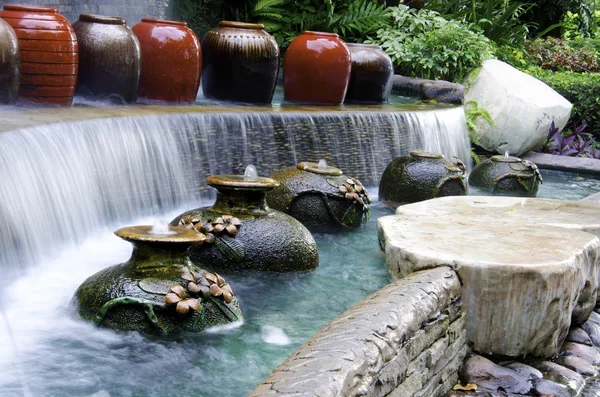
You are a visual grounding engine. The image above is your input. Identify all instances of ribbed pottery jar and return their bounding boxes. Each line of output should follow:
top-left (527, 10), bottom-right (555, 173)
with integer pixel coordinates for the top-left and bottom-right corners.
top-left (0, 4), bottom-right (77, 105)
top-left (284, 31), bottom-right (351, 105)
top-left (73, 14), bottom-right (141, 103)
top-left (469, 155), bottom-right (542, 196)
top-left (201, 21), bottom-right (279, 103)
top-left (73, 225), bottom-right (242, 335)
top-left (344, 43), bottom-right (393, 104)
top-left (379, 151), bottom-right (468, 204)
top-left (267, 161), bottom-right (371, 228)
top-left (0, 17), bottom-right (19, 104)
top-left (132, 18), bottom-right (201, 104)
top-left (170, 174), bottom-right (319, 272)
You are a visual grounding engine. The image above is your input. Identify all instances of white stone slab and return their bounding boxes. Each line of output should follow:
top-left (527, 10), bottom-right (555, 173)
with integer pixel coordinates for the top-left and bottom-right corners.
top-left (377, 196), bottom-right (600, 357)
top-left (465, 60), bottom-right (572, 156)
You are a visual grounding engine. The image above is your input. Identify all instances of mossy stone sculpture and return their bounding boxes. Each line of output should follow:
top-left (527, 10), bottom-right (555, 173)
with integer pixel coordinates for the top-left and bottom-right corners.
top-left (267, 161), bottom-right (370, 228)
top-left (73, 225), bottom-right (242, 335)
top-left (171, 174), bottom-right (319, 272)
top-left (379, 151), bottom-right (468, 204)
top-left (469, 155), bottom-right (542, 196)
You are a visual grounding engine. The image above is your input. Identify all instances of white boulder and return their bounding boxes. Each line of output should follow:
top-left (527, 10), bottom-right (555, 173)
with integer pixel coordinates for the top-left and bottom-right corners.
top-left (465, 59), bottom-right (572, 156)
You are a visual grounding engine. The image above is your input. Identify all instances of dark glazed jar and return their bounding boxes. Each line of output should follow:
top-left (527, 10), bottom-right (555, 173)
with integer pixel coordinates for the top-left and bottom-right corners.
top-left (201, 21), bottom-right (279, 103)
top-left (284, 31), bottom-right (351, 105)
top-left (267, 161), bottom-right (371, 228)
top-left (379, 151), bottom-right (468, 204)
top-left (170, 175), bottom-right (319, 272)
top-left (73, 14), bottom-right (141, 103)
top-left (344, 43), bottom-right (393, 104)
top-left (73, 225), bottom-right (242, 335)
top-left (469, 155), bottom-right (542, 196)
top-left (132, 18), bottom-right (201, 104)
top-left (0, 18), bottom-right (19, 104)
top-left (0, 5), bottom-right (77, 105)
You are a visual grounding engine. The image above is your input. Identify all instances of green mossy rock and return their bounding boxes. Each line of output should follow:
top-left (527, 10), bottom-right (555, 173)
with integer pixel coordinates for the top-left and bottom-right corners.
top-left (469, 155), bottom-right (542, 196)
top-left (379, 151), bottom-right (468, 204)
top-left (267, 162), bottom-right (370, 228)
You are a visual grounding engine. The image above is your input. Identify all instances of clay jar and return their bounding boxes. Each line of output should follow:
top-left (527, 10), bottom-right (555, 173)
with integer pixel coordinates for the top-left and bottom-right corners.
top-left (73, 14), bottom-right (141, 104)
top-left (201, 21), bottom-right (279, 103)
top-left (379, 151), bottom-right (468, 204)
top-left (344, 43), bottom-right (393, 104)
top-left (469, 155), bottom-right (542, 196)
top-left (73, 225), bottom-right (242, 335)
top-left (267, 161), bottom-right (371, 228)
top-left (0, 18), bottom-right (19, 104)
top-left (0, 5), bottom-right (78, 105)
top-left (132, 18), bottom-right (201, 104)
top-left (284, 31), bottom-right (351, 105)
top-left (170, 174), bottom-right (319, 272)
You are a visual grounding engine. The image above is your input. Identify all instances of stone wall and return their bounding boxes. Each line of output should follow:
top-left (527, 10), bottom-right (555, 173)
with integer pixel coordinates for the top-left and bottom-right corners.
top-left (0, 0), bottom-right (174, 25)
top-left (250, 266), bottom-right (468, 397)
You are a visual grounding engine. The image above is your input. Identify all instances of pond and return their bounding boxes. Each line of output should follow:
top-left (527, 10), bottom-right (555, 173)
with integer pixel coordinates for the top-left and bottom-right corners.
top-left (0, 168), bottom-right (598, 396)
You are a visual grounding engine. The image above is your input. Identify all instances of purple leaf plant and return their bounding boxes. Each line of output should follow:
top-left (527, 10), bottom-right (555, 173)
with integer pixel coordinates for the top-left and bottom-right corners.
top-left (544, 120), bottom-right (600, 159)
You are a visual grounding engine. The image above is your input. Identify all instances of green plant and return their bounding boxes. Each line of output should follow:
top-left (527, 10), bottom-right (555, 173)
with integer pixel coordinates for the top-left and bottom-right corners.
top-left (426, 0), bottom-right (536, 46)
top-left (524, 37), bottom-right (599, 72)
top-left (464, 100), bottom-right (495, 164)
top-left (368, 5), bottom-right (493, 82)
top-left (527, 67), bottom-right (600, 140)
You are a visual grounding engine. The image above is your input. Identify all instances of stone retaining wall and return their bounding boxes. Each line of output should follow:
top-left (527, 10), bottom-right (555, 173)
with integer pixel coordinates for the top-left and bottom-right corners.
top-left (250, 266), bottom-right (468, 397)
top-left (0, 0), bottom-right (174, 25)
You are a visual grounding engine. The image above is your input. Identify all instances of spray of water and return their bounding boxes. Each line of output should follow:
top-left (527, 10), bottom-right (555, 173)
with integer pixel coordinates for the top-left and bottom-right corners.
top-left (244, 165), bottom-right (258, 181)
top-left (317, 159), bottom-right (328, 169)
top-left (149, 219), bottom-right (176, 236)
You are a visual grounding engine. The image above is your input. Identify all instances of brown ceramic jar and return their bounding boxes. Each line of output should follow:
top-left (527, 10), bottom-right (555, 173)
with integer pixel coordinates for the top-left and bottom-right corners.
top-left (73, 14), bottom-right (141, 104)
top-left (0, 17), bottom-right (19, 104)
top-left (344, 43), bottom-right (394, 104)
top-left (201, 21), bottom-right (279, 103)
top-left (132, 18), bottom-right (201, 104)
top-left (0, 5), bottom-right (77, 105)
top-left (284, 31), bottom-right (351, 105)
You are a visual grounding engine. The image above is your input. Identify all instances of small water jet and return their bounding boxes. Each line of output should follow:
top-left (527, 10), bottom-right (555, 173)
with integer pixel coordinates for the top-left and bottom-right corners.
top-left (149, 218), bottom-right (176, 236)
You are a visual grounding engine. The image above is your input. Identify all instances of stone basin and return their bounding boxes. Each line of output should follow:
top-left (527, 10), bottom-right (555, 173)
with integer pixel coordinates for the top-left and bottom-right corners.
top-left (378, 196), bottom-right (600, 358)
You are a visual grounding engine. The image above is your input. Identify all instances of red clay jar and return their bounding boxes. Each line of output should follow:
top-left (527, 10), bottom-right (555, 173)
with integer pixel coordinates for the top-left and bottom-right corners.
top-left (284, 31), bottom-right (351, 105)
top-left (344, 43), bottom-right (394, 104)
top-left (0, 5), bottom-right (78, 106)
top-left (73, 14), bottom-right (141, 104)
top-left (201, 21), bottom-right (279, 103)
top-left (132, 18), bottom-right (201, 104)
top-left (0, 17), bottom-right (19, 104)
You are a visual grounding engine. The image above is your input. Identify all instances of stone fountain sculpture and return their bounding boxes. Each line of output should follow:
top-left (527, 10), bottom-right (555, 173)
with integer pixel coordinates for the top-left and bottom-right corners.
top-left (73, 223), bottom-right (242, 335)
top-left (267, 160), bottom-right (370, 228)
top-left (171, 166), bottom-right (319, 272)
top-left (469, 154), bottom-right (542, 196)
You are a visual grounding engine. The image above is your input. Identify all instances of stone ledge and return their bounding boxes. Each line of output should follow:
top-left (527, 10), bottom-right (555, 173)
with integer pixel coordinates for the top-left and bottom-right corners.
top-left (522, 151), bottom-right (600, 176)
top-left (249, 267), bottom-right (466, 397)
top-left (392, 75), bottom-right (465, 105)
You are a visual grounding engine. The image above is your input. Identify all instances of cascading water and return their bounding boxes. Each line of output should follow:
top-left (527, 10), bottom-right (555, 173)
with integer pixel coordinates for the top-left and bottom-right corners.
top-left (0, 108), bottom-right (470, 280)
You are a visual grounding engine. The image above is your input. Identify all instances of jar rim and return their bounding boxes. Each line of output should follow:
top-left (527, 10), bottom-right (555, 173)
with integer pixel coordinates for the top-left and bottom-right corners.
top-left (219, 20), bottom-right (265, 30)
top-left (206, 175), bottom-right (279, 190)
top-left (297, 161), bottom-right (343, 176)
top-left (3, 4), bottom-right (58, 13)
top-left (115, 225), bottom-right (205, 244)
top-left (303, 30), bottom-right (339, 38)
top-left (490, 155), bottom-right (522, 163)
top-left (410, 151), bottom-right (444, 159)
top-left (141, 18), bottom-right (187, 27)
top-left (78, 14), bottom-right (126, 25)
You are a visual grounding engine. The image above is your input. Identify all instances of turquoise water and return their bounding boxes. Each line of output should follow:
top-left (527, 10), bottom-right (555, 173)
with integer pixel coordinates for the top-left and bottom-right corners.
top-left (0, 170), bottom-right (597, 397)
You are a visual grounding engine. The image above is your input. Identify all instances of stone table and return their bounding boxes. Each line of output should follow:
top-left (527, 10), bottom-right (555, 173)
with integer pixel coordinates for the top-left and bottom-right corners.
top-left (377, 196), bottom-right (600, 357)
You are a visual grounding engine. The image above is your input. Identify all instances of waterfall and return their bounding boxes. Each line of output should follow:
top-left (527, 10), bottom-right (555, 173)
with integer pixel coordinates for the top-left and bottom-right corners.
top-left (0, 107), bottom-right (469, 279)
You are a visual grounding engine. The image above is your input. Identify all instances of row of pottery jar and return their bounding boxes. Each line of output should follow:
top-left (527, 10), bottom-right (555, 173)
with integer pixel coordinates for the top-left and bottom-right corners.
top-left (0, 5), bottom-right (202, 105)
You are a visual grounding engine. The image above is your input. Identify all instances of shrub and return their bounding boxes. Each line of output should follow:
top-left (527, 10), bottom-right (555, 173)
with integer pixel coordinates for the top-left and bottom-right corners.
top-left (368, 5), bottom-right (493, 82)
top-left (524, 37), bottom-right (599, 72)
top-left (527, 67), bottom-right (600, 140)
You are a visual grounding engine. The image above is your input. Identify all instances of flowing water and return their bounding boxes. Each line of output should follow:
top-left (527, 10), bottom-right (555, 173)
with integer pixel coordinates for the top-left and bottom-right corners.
top-left (0, 107), bottom-right (469, 279)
